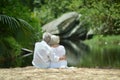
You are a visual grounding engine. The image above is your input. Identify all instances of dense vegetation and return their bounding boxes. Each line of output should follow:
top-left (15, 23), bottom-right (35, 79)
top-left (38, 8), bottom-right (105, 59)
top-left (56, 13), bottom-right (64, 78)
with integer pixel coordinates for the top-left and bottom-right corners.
top-left (0, 0), bottom-right (120, 68)
top-left (0, 0), bottom-right (42, 67)
top-left (35, 0), bottom-right (120, 35)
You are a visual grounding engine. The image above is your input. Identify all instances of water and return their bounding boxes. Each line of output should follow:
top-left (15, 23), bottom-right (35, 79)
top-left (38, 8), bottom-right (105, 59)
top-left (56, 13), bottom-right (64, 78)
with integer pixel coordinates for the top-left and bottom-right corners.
top-left (61, 40), bottom-right (90, 67)
top-left (61, 39), bottom-right (120, 68)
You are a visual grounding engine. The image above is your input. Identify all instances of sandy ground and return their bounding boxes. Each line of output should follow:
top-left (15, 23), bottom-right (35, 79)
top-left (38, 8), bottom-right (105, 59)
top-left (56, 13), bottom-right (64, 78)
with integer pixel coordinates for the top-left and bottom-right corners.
top-left (0, 66), bottom-right (120, 80)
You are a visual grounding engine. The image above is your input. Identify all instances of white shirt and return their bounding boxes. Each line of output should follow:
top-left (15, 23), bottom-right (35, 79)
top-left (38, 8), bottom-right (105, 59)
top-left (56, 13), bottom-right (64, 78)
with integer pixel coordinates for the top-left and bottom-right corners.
top-left (50, 45), bottom-right (67, 68)
top-left (32, 41), bottom-right (59, 68)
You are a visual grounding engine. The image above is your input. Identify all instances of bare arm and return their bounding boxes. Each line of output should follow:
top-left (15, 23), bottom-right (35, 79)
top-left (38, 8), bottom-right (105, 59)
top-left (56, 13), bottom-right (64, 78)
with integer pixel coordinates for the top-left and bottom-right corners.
top-left (59, 55), bottom-right (66, 61)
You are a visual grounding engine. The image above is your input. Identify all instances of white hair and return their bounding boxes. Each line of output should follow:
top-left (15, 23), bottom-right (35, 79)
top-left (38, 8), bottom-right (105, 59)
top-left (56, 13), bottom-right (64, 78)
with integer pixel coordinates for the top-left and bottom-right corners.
top-left (48, 35), bottom-right (60, 46)
top-left (42, 32), bottom-right (51, 43)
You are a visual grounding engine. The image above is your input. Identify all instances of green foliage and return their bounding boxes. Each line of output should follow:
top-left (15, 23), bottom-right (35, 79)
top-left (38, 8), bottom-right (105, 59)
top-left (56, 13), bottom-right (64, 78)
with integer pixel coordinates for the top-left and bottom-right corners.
top-left (34, 0), bottom-right (72, 25)
top-left (34, 0), bottom-right (120, 35)
top-left (0, 0), bottom-right (42, 41)
top-left (0, 14), bottom-right (35, 46)
top-left (0, 14), bottom-right (35, 67)
top-left (0, 0), bottom-right (41, 67)
top-left (90, 1), bottom-right (120, 35)
top-left (0, 37), bottom-right (22, 67)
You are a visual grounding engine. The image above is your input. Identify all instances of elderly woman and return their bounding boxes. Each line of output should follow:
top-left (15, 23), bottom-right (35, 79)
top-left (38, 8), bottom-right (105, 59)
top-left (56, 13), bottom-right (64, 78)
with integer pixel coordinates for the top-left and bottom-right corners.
top-left (48, 35), bottom-right (68, 68)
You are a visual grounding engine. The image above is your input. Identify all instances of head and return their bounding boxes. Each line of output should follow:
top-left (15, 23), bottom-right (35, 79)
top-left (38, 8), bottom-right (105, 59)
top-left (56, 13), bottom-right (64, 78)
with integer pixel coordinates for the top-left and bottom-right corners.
top-left (42, 32), bottom-right (51, 44)
top-left (48, 35), bottom-right (60, 46)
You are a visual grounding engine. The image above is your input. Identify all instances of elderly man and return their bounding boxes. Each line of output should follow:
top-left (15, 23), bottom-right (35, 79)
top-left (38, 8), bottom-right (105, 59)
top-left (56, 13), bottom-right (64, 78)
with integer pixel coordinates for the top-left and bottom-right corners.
top-left (32, 32), bottom-right (65, 68)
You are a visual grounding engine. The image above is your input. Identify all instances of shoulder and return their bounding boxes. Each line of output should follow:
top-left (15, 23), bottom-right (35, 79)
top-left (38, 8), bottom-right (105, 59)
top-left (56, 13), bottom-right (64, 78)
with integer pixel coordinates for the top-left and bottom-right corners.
top-left (35, 41), bottom-right (48, 47)
top-left (35, 42), bottom-right (40, 45)
top-left (35, 41), bottom-right (42, 45)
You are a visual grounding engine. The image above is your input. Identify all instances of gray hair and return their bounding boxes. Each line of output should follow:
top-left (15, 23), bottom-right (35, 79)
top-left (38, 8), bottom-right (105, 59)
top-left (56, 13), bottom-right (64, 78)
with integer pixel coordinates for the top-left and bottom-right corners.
top-left (48, 35), bottom-right (60, 46)
top-left (42, 32), bottom-right (51, 43)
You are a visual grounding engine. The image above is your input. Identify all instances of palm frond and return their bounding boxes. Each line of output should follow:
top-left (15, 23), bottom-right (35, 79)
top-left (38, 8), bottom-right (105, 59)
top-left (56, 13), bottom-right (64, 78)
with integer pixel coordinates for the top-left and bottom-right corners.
top-left (0, 15), bottom-right (20, 31)
top-left (0, 15), bottom-right (35, 67)
top-left (19, 19), bottom-right (33, 30)
top-left (0, 14), bottom-right (35, 44)
top-left (0, 14), bottom-right (34, 34)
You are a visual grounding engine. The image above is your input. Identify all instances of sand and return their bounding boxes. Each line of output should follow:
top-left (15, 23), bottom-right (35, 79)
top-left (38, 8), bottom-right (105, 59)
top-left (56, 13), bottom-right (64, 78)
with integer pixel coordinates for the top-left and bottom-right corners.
top-left (0, 66), bottom-right (120, 80)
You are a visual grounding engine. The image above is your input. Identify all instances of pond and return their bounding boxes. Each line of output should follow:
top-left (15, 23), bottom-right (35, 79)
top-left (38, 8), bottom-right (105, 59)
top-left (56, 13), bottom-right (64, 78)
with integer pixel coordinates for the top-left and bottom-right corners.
top-left (60, 40), bottom-right (90, 67)
top-left (81, 42), bottom-right (120, 68)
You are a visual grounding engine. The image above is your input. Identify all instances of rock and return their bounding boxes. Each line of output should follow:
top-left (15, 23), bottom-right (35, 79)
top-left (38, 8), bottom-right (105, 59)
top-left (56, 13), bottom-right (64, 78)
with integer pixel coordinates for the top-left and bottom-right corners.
top-left (42, 12), bottom-right (88, 40)
top-left (86, 29), bottom-right (94, 39)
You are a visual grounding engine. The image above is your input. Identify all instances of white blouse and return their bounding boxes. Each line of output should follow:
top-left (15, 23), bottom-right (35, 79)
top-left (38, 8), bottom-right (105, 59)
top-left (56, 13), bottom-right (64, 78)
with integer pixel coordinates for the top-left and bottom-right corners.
top-left (50, 45), bottom-right (67, 68)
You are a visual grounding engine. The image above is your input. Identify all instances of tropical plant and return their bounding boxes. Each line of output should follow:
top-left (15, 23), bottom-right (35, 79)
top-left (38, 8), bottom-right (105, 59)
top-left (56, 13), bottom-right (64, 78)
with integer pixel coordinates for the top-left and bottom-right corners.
top-left (0, 14), bottom-right (35, 67)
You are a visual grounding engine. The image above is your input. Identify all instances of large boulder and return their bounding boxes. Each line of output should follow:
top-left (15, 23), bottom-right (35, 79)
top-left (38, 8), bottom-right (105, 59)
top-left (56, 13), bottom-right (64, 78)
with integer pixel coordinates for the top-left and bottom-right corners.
top-left (42, 12), bottom-right (88, 40)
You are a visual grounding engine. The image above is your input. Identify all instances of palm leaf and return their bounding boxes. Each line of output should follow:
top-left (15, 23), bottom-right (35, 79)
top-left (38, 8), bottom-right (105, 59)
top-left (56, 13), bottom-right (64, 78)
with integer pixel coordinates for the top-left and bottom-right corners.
top-left (0, 15), bottom-right (35, 67)
top-left (0, 14), bottom-right (34, 33)
top-left (0, 15), bottom-right (20, 31)
top-left (0, 14), bottom-right (35, 45)
top-left (18, 18), bottom-right (34, 34)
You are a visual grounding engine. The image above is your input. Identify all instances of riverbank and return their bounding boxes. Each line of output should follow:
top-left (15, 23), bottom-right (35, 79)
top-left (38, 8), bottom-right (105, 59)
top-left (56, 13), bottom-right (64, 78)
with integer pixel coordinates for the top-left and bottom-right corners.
top-left (0, 66), bottom-right (120, 80)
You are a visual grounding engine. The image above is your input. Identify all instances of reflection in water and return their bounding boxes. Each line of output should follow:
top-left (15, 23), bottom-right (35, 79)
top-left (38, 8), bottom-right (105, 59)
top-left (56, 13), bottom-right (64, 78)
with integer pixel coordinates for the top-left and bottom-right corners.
top-left (61, 40), bottom-right (90, 67)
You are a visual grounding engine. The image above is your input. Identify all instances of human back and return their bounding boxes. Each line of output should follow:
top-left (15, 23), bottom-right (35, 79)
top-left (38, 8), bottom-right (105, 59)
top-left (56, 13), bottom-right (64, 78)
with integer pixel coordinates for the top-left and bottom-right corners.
top-left (51, 45), bottom-right (65, 57)
top-left (49, 35), bottom-right (67, 68)
top-left (32, 41), bottom-right (52, 68)
top-left (51, 45), bottom-right (67, 68)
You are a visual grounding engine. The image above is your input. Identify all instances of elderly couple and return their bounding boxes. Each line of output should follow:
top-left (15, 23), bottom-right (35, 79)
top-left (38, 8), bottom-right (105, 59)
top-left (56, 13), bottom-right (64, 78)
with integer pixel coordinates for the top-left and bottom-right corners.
top-left (32, 32), bottom-right (67, 69)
